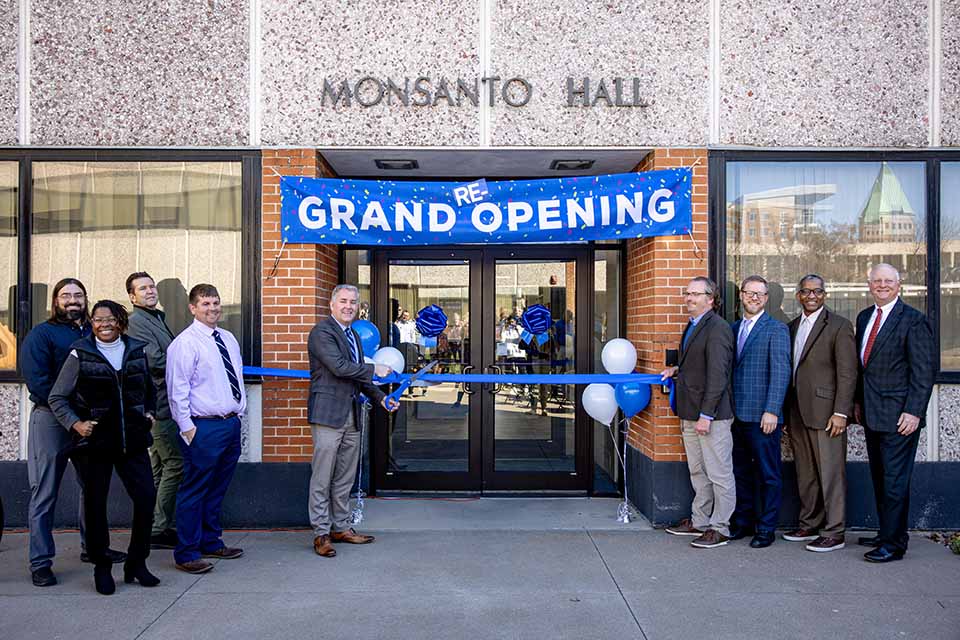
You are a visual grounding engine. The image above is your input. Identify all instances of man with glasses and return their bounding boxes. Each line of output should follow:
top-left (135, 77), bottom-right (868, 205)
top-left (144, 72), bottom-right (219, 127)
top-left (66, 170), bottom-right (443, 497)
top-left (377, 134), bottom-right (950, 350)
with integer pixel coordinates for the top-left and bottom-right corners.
top-left (728, 276), bottom-right (791, 549)
top-left (854, 264), bottom-right (935, 562)
top-left (22, 278), bottom-right (126, 587)
top-left (782, 274), bottom-right (857, 553)
top-left (660, 277), bottom-right (736, 549)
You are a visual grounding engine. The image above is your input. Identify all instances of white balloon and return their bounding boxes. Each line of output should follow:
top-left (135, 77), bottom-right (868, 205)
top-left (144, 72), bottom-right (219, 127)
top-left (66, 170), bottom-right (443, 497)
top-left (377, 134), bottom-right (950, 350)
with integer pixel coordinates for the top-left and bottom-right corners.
top-left (583, 383), bottom-right (618, 426)
top-left (602, 338), bottom-right (637, 374)
top-left (372, 346), bottom-right (405, 374)
top-left (364, 356), bottom-right (375, 365)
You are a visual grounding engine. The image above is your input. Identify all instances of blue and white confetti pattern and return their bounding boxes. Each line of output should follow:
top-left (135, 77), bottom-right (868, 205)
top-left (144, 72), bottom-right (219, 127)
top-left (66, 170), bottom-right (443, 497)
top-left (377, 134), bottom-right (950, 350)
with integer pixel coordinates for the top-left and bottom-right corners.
top-left (280, 169), bottom-right (692, 245)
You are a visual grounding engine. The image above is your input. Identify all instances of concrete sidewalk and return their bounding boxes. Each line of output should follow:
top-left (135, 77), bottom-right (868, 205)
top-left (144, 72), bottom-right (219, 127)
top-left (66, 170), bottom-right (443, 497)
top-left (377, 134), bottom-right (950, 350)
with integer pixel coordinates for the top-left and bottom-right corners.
top-left (1, 498), bottom-right (958, 640)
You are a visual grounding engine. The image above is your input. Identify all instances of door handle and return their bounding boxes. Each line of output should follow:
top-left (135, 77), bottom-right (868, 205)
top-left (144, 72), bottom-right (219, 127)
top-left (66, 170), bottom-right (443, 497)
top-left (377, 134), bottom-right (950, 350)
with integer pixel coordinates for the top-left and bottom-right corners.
top-left (485, 365), bottom-right (502, 394)
top-left (461, 364), bottom-right (476, 395)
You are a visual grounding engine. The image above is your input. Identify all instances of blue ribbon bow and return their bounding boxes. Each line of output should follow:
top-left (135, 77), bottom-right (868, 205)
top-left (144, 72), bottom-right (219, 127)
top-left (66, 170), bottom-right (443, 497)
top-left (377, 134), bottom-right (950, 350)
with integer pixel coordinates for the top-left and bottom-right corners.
top-left (415, 304), bottom-right (448, 338)
top-left (520, 304), bottom-right (552, 346)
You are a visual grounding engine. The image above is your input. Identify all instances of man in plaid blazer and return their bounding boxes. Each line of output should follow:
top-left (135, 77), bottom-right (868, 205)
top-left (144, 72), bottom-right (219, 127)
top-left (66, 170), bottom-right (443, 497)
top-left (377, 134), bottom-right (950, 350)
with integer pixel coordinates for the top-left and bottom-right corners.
top-left (729, 275), bottom-right (791, 549)
top-left (854, 264), bottom-right (936, 563)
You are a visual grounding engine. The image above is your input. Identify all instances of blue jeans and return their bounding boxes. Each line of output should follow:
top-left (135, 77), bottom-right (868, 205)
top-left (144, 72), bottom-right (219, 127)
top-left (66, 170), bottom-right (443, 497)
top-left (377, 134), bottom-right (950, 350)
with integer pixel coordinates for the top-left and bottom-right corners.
top-left (731, 419), bottom-right (783, 533)
top-left (174, 416), bottom-right (241, 564)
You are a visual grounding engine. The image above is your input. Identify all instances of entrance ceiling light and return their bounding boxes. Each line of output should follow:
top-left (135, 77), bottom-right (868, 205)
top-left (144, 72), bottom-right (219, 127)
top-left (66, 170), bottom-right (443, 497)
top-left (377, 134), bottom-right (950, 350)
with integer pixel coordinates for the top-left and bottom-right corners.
top-left (549, 159), bottom-right (594, 171)
top-left (374, 159), bottom-right (419, 170)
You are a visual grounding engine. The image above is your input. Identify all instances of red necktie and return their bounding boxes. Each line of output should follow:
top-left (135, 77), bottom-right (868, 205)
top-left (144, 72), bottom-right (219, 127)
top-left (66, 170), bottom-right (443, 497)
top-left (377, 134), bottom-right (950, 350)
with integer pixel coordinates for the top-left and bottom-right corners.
top-left (862, 307), bottom-right (883, 365)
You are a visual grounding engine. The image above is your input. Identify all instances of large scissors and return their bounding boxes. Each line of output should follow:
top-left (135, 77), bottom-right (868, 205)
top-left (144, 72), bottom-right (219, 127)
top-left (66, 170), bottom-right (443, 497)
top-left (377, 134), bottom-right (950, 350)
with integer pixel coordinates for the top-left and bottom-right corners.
top-left (386, 360), bottom-right (439, 405)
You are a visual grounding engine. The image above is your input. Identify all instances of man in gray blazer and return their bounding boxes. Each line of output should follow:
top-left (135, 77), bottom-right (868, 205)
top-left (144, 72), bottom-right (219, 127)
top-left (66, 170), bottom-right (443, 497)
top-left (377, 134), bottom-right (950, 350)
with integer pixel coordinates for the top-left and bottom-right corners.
top-left (661, 276), bottom-right (736, 549)
top-left (308, 284), bottom-right (399, 558)
top-left (126, 272), bottom-right (182, 550)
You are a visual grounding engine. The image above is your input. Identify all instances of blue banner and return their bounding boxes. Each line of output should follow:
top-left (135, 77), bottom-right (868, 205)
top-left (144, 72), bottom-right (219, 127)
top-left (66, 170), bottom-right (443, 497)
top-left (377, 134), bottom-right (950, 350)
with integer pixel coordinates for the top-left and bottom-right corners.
top-left (280, 169), bottom-right (692, 245)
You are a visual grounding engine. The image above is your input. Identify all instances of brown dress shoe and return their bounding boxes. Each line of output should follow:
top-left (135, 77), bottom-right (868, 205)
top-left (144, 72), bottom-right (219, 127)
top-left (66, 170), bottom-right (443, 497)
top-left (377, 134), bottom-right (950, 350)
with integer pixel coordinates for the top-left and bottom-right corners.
top-left (690, 529), bottom-right (730, 549)
top-left (664, 518), bottom-right (704, 537)
top-left (314, 535), bottom-right (336, 557)
top-left (330, 528), bottom-right (376, 544)
top-left (175, 559), bottom-right (214, 574)
top-left (806, 536), bottom-right (845, 552)
top-left (203, 546), bottom-right (244, 560)
top-left (782, 528), bottom-right (819, 542)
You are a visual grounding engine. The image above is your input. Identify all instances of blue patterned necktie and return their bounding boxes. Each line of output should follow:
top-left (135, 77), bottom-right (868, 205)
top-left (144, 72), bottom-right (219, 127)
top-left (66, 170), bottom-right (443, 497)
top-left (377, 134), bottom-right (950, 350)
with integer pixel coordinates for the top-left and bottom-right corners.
top-left (345, 327), bottom-right (360, 363)
top-left (212, 330), bottom-right (242, 403)
top-left (737, 319), bottom-right (752, 358)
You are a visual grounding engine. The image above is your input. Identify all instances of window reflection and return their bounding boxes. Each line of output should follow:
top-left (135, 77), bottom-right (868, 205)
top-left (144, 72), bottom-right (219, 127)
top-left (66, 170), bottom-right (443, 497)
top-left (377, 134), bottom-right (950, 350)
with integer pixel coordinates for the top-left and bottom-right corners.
top-left (725, 162), bottom-right (927, 323)
top-left (30, 162), bottom-right (243, 341)
top-left (942, 163), bottom-right (960, 371)
top-left (0, 162), bottom-right (17, 370)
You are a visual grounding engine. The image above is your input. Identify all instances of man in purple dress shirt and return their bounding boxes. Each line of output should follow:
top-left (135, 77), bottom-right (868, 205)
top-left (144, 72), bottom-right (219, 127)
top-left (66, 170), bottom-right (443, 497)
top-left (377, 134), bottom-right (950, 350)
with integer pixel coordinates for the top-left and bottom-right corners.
top-left (165, 284), bottom-right (246, 574)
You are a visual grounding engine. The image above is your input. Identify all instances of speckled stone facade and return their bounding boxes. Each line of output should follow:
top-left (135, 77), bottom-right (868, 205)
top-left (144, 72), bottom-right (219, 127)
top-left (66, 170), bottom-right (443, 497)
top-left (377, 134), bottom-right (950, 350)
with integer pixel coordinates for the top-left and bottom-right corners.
top-left (261, 0), bottom-right (481, 146)
top-left (0, 0), bottom-right (17, 145)
top-left (719, 0), bottom-right (929, 147)
top-left (943, 0), bottom-right (960, 145)
top-left (30, 0), bottom-right (249, 146)
top-left (488, 0), bottom-right (709, 146)
top-left (939, 384), bottom-right (960, 461)
top-left (0, 383), bottom-right (20, 461)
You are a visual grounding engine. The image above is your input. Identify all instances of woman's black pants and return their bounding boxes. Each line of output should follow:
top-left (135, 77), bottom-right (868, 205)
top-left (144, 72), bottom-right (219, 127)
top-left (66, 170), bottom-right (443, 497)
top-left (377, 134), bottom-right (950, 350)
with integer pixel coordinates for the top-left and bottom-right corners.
top-left (72, 449), bottom-right (156, 567)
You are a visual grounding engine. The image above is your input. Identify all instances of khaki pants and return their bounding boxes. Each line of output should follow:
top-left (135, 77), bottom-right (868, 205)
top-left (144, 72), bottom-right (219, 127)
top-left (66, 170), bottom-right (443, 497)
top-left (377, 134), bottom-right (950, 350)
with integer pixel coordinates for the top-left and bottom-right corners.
top-left (308, 411), bottom-right (359, 536)
top-left (789, 424), bottom-right (847, 537)
top-left (681, 418), bottom-right (736, 537)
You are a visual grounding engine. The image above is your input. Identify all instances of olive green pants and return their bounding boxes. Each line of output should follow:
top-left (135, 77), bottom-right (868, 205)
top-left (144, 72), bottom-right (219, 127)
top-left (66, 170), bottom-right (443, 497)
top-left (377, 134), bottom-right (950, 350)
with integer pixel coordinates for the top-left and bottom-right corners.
top-left (150, 418), bottom-right (184, 535)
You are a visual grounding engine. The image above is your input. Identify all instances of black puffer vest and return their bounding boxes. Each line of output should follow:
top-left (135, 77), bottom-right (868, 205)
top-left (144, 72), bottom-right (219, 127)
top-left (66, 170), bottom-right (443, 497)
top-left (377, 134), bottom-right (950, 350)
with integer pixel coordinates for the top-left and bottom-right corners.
top-left (71, 334), bottom-right (153, 454)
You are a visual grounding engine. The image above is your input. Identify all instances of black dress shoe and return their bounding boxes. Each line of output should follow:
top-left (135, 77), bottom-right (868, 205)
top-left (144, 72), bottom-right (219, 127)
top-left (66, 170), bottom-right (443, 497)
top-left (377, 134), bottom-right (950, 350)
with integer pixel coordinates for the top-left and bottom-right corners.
top-left (94, 565), bottom-right (116, 595)
top-left (31, 567), bottom-right (57, 587)
top-left (81, 548), bottom-right (128, 564)
top-left (728, 525), bottom-right (755, 541)
top-left (150, 529), bottom-right (179, 550)
top-left (750, 532), bottom-right (775, 549)
top-left (864, 546), bottom-right (905, 563)
top-left (858, 535), bottom-right (882, 547)
top-left (124, 561), bottom-right (160, 587)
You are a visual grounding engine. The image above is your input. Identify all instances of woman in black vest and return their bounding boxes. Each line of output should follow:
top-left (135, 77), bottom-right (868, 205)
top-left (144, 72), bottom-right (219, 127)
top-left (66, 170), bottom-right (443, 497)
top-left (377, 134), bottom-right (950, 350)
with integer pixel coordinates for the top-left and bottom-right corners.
top-left (49, 300), bottom-right (159, 595)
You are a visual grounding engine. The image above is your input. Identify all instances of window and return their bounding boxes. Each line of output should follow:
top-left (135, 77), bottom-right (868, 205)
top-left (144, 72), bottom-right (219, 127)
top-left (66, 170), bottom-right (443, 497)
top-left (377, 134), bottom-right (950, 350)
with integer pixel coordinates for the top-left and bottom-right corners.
top-left (725, 161), bottom-right (927, 324)
top-left (30, 161), bottom-right (244, 341)
top-left (0, 162), bottom-right (16, 370)
top-left (942, 163), bottom-right (960, 371)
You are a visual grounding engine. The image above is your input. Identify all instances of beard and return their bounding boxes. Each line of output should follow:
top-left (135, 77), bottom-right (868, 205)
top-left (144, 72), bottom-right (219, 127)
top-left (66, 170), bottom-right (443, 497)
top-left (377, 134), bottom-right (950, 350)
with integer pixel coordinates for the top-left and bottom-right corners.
top-left (55, 305), bottom-right (84, 322)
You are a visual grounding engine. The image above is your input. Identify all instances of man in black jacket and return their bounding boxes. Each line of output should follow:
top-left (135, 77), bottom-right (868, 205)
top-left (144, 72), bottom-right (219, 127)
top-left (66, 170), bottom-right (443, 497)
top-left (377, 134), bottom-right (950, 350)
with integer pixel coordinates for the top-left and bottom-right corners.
top-left (307, 284), bottom-right (399, 557)
top-left (854, 264), bottom-right (936, 563)
top-left (661, 276), bottom-right (737, 549)
top-left (21, 278), bottom-right (124, 587)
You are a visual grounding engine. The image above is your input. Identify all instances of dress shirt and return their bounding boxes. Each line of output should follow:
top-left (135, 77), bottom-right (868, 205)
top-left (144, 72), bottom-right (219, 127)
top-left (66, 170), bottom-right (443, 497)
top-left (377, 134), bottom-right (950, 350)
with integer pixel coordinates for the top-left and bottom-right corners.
top-left (166, 319), bottom-right (246, 435)
top-left (683, 310), bottom-right (715, 422)
top-left (859, 297), bottom-right (899, 364)
top-left (738, 309), bottom-right (764, 343)
top-left (333, 317), bottom-right (360, 363)
top-left (793, 306), bottom-right (824, 376)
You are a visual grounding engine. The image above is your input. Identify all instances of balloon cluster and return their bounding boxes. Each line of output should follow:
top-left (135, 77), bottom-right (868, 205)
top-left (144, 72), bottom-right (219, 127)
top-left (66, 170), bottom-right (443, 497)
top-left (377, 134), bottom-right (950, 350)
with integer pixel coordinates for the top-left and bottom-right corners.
top-left (582, 339), bottom-right (651, 426)
top-left (520, 304), bottom-right (552, 346)
top-left (415, 304), bottom-right (448, 338)
top-left (352, 319), bottom-right (404, 373)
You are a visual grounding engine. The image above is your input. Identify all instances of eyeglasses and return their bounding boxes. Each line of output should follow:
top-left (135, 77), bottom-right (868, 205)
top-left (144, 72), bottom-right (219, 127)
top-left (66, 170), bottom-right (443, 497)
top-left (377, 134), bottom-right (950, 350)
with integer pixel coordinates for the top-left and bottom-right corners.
top-left (683, 291), bottom-right (709, 297)
top-left (740, 290), bottom-right (767, 300)
top-left (92, 316), bottom-right (118, 325)
top-left (798, 288), bottom-right (826, 297)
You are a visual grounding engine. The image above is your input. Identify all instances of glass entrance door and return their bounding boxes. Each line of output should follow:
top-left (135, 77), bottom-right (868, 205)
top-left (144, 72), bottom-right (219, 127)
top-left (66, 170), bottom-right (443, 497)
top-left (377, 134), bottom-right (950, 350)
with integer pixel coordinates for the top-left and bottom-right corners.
top-left (373, 246), bottom-right (590, 492)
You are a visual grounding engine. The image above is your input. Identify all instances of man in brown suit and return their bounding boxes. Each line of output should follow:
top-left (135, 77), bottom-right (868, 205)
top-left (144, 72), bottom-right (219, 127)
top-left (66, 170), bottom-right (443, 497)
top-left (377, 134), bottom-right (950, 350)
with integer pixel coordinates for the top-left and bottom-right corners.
top-left (783, 274), bottom-right (857, 552)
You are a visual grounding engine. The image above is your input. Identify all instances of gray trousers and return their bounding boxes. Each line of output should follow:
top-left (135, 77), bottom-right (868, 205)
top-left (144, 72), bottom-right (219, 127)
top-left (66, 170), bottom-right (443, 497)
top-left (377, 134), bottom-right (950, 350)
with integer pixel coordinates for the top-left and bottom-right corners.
top-left (308, 411), bottom-right (359, 537)
top-left (27, 406), bottom-right (85, 571)
top-left (680, 418), bottom-right (736, 537)
top-left (150, 418), bottom-right (184, 535)
top-left (790, 424), bottom-right (847, 537)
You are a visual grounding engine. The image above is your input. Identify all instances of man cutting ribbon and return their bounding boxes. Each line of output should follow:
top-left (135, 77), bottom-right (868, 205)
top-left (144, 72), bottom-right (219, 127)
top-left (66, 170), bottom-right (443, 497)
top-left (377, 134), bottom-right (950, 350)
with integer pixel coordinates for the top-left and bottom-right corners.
top-left (307, 284), bottom-right (400, 558)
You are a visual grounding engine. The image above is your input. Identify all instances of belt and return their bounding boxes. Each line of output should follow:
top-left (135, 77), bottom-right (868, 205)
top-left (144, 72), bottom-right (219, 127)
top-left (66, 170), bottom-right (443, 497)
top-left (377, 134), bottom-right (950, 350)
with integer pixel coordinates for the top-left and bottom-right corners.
top-left (191, 412), bottom-right (238, 421)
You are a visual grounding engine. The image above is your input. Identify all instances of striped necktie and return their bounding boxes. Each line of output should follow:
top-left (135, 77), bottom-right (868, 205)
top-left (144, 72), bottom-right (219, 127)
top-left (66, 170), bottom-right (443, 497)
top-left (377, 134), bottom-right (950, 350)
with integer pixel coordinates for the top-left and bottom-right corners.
top-left (345, 326), bottom-right (360, 363)
top-left (212, 330), bottom-right (242, 403)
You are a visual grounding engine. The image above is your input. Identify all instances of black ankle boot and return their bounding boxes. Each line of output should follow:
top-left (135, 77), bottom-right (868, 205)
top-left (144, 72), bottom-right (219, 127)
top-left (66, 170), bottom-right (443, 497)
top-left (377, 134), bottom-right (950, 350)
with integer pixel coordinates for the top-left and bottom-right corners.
top-left (94, 565), bottom-right (115, 595)
top-left (123, 561), bottom-right (160, 587)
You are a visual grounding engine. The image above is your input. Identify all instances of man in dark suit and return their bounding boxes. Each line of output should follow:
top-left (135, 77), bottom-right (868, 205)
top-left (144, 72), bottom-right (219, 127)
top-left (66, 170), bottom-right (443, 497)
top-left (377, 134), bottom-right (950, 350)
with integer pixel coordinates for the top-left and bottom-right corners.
top-left (308, 284), bottom-right (399, 558)
top-left (729, 276), bottom-right (791, 549)
top-left (782, 274), bottom-right (857, 553)
top-left (854, 263), bottom-right (936, 563)
top-left (661, 276), bottom-right (736, 549)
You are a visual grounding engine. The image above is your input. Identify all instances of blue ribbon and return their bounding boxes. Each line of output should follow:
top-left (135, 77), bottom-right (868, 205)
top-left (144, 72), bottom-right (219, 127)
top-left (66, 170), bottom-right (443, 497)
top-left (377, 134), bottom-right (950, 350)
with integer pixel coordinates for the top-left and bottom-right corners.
top-left (520, 304), bottom-right (551, 346)
top-left (415, 304), bottom-right (448, 338)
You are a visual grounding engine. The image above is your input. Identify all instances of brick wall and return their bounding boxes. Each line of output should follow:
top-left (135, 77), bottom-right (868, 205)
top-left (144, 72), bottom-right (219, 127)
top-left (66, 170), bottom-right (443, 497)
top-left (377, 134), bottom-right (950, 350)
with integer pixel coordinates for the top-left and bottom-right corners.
top-left (625, 149), bottom-right (709, 462)
top-left (260, 149), bottom-right (338, 462)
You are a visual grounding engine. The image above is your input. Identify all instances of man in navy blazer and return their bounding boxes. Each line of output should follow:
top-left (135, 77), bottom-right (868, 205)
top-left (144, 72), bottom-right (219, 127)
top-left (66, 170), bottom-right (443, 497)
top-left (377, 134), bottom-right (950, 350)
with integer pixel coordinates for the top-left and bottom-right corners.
top-left (729, 275), bottom-right (791, 548)
top-left (854, 264), bottom-right (936, 563)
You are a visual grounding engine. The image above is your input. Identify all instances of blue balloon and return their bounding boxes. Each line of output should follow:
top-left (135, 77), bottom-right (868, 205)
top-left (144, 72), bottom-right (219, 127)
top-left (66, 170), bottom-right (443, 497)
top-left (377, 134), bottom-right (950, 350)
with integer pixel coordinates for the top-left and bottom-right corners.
top-left (615, 382), bottom-right (652, 419)
top-left (352, 319), bottom-right (380, 358)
